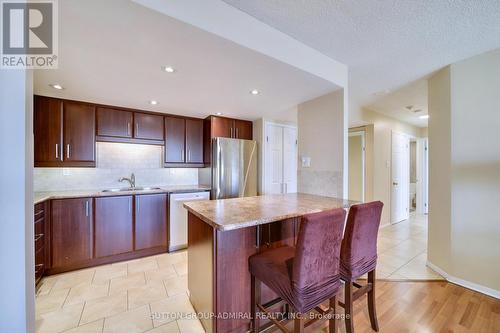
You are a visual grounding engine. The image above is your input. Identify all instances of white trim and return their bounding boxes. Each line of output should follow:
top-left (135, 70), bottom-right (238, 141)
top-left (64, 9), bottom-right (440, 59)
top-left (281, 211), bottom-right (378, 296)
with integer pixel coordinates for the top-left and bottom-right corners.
top-left (426, 261), bottom-right (500, 300)
top-left (348, 130), bottom-right (365, 202)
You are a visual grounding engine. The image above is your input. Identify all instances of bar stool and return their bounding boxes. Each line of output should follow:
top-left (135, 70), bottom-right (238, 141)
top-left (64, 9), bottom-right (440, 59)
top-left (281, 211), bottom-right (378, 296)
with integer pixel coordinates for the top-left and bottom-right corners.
top-left (339, 201), bottom-right (384, 333)
top-left (249, 208), bottom-right (346, 333)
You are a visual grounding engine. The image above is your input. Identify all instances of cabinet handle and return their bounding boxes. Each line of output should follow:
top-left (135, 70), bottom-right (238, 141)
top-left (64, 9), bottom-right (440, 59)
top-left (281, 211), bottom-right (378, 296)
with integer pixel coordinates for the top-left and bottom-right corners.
top-left (34, 233), bottom-right (44, 241)
top-left (255, 225), bottom-right (261, 249)
top-left (85, 200), bottom-right (89, 217)
top-left (136, 123), bottom-right (139, 136)
top-left (66, 144), bottom-right (70, 159)
top-left (236, 128), bottom-right (239, 138)
top-left (127, 122), bottom-right (131, 136)
top-left (187, 150), bottom-right (191, 162)
top-left (55, 144), bottom-right (59, 159)
top-left (230, 127), bottom-right (233, 138)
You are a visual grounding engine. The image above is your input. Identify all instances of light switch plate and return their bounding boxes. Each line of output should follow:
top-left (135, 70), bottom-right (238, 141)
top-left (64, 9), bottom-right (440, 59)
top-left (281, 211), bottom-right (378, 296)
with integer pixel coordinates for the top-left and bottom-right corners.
top-left (301, 156), bottom-right (311, 168)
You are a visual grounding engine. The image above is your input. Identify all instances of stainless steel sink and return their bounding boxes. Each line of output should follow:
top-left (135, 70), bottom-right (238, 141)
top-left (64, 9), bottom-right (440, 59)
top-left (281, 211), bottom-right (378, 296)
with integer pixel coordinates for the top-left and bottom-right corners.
top-left (102, 187), bottom-right (161, 192)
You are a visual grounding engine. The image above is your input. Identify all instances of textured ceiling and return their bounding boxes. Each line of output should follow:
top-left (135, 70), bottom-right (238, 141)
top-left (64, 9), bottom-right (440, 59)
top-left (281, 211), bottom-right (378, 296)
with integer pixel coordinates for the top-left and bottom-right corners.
top-left (34, 0), bottom-right (337, 121)
top-left (368, 79), bottom-right (428, 127)
top-left (223, 0), bottom-right (500, 110)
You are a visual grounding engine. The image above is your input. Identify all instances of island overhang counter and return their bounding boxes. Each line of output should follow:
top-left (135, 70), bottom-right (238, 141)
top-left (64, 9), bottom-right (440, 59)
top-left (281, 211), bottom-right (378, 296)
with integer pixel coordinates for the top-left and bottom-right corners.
top-left (183, 193), bottom-right (355, 333)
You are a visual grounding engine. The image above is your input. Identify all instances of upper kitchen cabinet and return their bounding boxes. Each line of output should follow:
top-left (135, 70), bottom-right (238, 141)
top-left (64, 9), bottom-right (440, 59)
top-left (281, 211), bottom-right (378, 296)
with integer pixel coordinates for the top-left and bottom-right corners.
top-left (204, 115), bottom-right (253, 163)
top-left (34, 96), bottom-right (96, 167)
top-left (96, 107), bottom-right (133, 138)
top-left (165, 116), bottom-right (204, 167)
top-left (134, 112), bottom-right (164, 141)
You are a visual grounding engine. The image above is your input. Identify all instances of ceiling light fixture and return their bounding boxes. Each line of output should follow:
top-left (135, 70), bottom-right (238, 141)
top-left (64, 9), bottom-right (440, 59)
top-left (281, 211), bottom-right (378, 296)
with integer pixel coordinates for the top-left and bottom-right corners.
top-left (149, 100), bottom-right (158, 105)
top-left (419, 114), bottom-right (429, 119)
top-left (162, 66), bottom-right (175, 73)
top-left (250, 89), bottom-right (259, 95)
top-left (216, 112), bottom-right (223, 115)
top-left (50, 84), bottom-right (63, 90)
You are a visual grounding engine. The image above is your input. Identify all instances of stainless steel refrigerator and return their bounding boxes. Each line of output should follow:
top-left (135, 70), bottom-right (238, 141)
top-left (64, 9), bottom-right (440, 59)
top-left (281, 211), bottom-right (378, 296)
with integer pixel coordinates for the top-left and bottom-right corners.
top-left (199, 137), bottom-right (257, 199)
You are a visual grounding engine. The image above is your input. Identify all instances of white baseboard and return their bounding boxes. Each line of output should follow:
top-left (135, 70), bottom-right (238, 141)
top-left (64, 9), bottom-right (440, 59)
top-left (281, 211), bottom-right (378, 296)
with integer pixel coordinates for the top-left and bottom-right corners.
top-left (426, 261), bottom-right (500, 299)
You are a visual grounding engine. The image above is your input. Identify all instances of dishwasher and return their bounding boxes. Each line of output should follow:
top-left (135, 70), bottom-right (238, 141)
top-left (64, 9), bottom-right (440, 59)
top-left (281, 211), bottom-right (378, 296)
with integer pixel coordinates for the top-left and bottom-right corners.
top-left (169, 191), bottom-right (210, 251)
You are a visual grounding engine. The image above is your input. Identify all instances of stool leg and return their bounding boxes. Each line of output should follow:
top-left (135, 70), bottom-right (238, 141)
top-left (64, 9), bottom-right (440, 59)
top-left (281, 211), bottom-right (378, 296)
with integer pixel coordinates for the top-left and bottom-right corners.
top-left (329, 296), bottom-right (337, 333)
top-left (344, 281), bottom-right (354, 333)
top-left (251, 275), bottom-right (261, 332)
top-left (294, 314), bottom-right (304, 333)
top-left (367, 270), bottom-right (379, 331)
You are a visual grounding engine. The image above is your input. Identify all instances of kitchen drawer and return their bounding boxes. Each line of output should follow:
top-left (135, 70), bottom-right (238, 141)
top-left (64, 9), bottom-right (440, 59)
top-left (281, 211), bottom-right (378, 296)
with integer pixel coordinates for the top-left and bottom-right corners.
top-left (35, 246), bottom-right (45, 266)
top-left (35, 204), bottom-right (44, 219)
top-left (35, 233), bottom-right (45, 253)
top-left (35, 218), bottom-right (45, 235)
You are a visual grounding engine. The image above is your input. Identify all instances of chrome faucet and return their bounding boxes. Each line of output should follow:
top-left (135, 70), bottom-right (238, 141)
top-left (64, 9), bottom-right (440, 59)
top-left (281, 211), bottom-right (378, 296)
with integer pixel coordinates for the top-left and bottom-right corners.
top-left (119, 173), bottom-right (136, 189)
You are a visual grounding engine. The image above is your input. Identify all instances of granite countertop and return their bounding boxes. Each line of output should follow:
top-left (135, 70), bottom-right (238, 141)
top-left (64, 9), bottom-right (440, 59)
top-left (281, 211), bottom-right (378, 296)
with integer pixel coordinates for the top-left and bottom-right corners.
top-left (183, 193), bottom-right (356, 231)
top-left (34, 185), bottom-right (211, 204)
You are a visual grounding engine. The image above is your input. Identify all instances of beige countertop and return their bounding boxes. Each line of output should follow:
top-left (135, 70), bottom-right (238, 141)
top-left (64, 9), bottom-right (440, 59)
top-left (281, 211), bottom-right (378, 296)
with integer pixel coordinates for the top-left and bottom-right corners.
top-left (34, 185), bottom-right (211, 204)
top-left (183, 193), bottom-right (356, 231)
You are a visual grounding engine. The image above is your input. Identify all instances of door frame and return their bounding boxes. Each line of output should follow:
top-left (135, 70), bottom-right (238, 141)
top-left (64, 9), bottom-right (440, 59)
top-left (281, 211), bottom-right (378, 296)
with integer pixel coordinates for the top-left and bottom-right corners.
top-left (416, 138), bottom-right (429, 214)
top-left (348, 130), bottom-right (366, 202)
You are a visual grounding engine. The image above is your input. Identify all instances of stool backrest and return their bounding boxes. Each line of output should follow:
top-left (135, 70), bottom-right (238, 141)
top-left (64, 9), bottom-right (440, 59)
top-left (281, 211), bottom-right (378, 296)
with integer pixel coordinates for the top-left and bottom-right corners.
top-left (292, 208), bottom-right (346, 296)
top-left (340, 201), bottom-right (383, 275)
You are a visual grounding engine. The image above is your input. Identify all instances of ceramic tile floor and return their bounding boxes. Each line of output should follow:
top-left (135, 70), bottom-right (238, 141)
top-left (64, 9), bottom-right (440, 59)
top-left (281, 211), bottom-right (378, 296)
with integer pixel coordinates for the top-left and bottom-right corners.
top-left (375, 213), bottom-right (444, 280)
top-left (35, 250), bottom-right (205, 333)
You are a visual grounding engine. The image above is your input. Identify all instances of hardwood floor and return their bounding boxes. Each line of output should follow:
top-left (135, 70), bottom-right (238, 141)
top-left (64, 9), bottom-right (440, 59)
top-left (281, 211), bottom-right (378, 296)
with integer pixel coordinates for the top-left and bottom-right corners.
top-left (285, 281), bottom-right (500, 333)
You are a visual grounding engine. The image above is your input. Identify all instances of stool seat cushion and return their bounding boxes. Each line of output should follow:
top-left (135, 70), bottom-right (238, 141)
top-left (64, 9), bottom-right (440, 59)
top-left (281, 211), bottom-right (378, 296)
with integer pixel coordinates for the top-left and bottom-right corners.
top-left (249, 246), bottom-right (296, 308)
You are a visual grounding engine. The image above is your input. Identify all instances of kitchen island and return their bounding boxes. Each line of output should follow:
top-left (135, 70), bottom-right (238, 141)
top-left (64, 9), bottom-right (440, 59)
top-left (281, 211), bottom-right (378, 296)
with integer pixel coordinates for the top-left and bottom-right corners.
top-left (184, 193), bottom-right (355, 333)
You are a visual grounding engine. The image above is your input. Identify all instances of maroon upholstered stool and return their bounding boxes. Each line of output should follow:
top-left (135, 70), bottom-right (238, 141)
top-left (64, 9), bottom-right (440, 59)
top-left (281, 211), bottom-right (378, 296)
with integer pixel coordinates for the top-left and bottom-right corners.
top-left (339, 201), bottom-right (383, 333)
top-left (249, 208), bottom-right (346, 333)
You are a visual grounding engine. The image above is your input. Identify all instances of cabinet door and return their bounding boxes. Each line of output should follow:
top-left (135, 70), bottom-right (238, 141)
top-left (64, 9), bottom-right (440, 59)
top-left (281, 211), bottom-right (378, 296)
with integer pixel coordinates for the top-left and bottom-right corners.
top-left (63, 102), bottom-right (96, 163)
top-left (135, 194), bottom-right (167, 250)
top-left (51, 198), bottom-right (93, 269)
top-left (134, 113), bottom-right (164, 140)
top-left (165, 116), bottom-right (185, 163)
top-left (34, 96), bottom-right (62, 165)
top-left (96, 107), bottom-right (133, 138)
top-left (234, 119), bottom-right (253, 140)
top-left (211, 116), bottom-right (233, 138)
top-left (95, 196), bottom-right (133, 258)
top-left (185, 119), bottom-right (204, 164)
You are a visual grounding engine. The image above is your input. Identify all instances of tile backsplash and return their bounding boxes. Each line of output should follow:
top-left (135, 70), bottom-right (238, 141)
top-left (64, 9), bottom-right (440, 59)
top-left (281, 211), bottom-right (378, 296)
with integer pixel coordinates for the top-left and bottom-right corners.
top-left (34, 142), bottom-right (199, 191)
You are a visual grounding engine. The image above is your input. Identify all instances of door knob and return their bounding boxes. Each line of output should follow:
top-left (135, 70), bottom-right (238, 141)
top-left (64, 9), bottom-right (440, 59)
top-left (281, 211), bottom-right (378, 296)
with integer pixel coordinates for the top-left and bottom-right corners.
top-left (393, 182), bottom-right (398, 186)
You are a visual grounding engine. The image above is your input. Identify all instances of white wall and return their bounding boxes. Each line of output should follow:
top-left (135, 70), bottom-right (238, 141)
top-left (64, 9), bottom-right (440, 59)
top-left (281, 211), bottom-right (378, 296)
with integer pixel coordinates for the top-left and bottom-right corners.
top-left (0, 70), bottom-right (35, 332)
top-left (297, 90), bottom-right (345, 197)
top-left (428, 48), bottom-right (500, 296)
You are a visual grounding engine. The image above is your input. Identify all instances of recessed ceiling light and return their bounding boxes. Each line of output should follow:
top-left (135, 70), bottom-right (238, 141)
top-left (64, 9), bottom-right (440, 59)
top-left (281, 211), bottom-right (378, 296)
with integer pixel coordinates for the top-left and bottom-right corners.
top-left (162, 66), bottom-right (175, 73)
top-left (419, 114), bottom-right (429, 119)
top-left (216, 112), bottom-right (223, 115)
top-left (149, 100), bottom-right (158, 105)
top-left (50, 84), bottom-right (63, 90)
top-left (250, 89), bottom-right (260, 95)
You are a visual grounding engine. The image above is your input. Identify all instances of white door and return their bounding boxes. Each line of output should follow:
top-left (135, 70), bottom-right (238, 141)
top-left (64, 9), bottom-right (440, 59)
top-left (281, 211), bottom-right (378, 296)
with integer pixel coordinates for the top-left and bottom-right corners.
top-left (416, 138), bottom-right (429, 214)
top-left (265, 124), bottom-right (284, 194)
top-left (391, 131), bottom-right (410, 223)
top-left (283, 127), bottom-right (297, 193)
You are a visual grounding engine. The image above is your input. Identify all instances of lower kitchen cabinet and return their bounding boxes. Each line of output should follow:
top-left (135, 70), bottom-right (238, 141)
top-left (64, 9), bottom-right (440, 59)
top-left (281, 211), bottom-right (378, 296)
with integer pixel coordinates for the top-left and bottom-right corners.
top-left (95, 196), bottom-right (133, 258)
top-left (135, 193), bottom-right (167, 250)
top-left (34, 202), bottom-right (49, 285)
top-left (51, 198), bottom-right (93, 269)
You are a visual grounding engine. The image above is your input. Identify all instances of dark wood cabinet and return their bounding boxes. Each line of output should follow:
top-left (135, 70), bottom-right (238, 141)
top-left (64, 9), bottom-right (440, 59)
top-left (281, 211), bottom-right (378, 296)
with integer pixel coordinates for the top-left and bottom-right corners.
top-left (134, 113), bottom-right (164, 141)
top-left (63, 102), bottom-right (96, 164)
top-left (234, 119), bottom-right (253, 140)
top-left (34, 201), bottom-right (50, 285)
top-left (34, 96), bottom-right (95, 167)
top-left (51, 198), bottom-right (93, 269)
top-left (165, 116), bottom-right (185, 163)
top-left (96, 107), bottom-right (133, 138)
top-left (135, 193), bottom-right (167, 250)
top-left (165, 117), bottom-right (204, 166)
top-left (186, 119), bottom-right (204, 164)
top-left (34, 96), bottom-right (62, 165)
top-left (95, 196), bottom-right (133, 258)
top-left (204, 115), bottom-right (253, 164)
